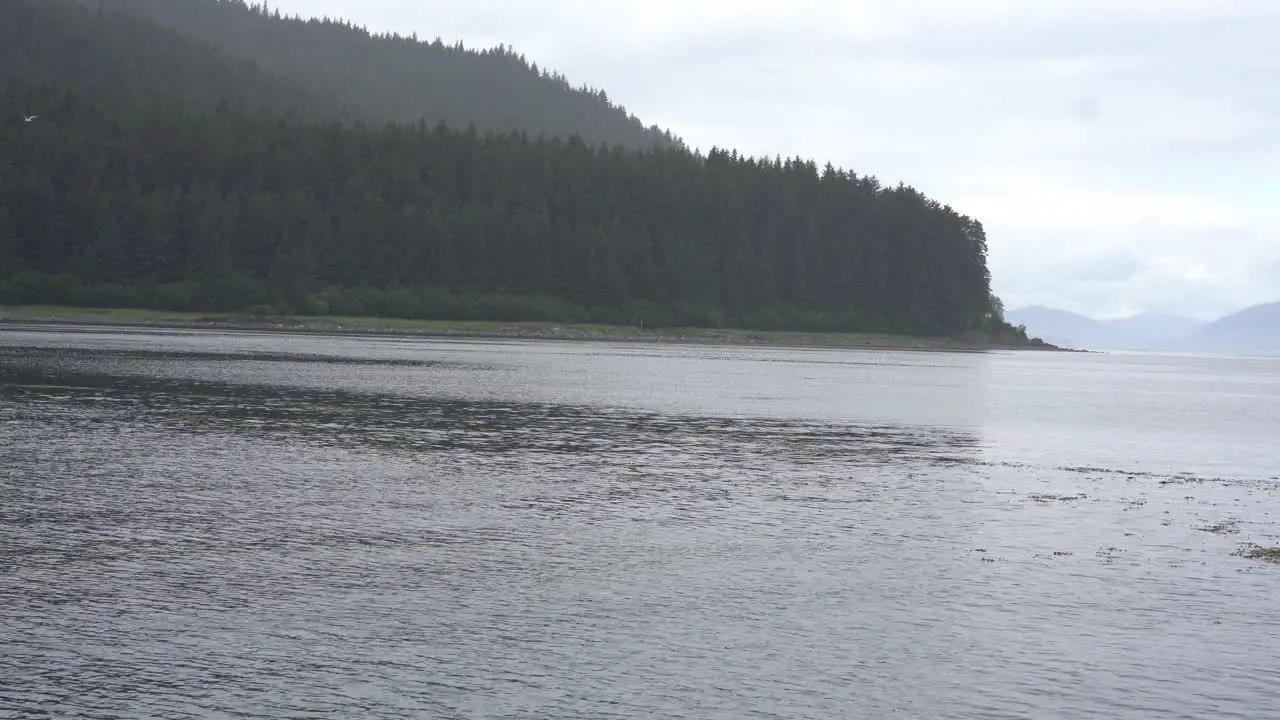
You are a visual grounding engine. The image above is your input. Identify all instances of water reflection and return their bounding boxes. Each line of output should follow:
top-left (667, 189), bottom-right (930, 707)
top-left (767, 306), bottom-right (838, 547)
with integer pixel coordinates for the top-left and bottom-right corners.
top-left (2, 344), bottom-right (984, 467)
top-left (2, 333), bottom-right (1279, 720)
top-left (1, 326), bottom-right (996, 429)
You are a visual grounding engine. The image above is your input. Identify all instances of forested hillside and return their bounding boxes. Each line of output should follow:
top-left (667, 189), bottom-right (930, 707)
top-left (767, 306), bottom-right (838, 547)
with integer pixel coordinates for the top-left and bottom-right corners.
top-left (60, 0), bottom-right (679, 150)
top-left (0, 0), bottom-right (1014, 338)
top-left (1, 0), bottom-right (336, 119)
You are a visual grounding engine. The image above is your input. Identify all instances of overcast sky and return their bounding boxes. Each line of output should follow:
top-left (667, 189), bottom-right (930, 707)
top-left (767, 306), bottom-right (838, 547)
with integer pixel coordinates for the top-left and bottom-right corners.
top-left (271, 0), bottom-right (1278, 320)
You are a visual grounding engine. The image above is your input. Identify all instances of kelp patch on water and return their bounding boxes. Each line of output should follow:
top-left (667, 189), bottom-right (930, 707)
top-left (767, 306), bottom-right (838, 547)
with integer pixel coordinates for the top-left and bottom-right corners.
top-left (1032, 551), bottom-right (1074, 560)
top-left (1237, 546), bottom-right (1280, 564)
top-left (1028, 493), bottom-right (1088, 503)
top-left (1160, 473), bottom-right (1226, 486)
top-left (1058, 465), bottom-right (1156, 478)
top-left (934, 456), bottom-right (1280, 494)
top-left (1198, 519), bottom-right (1242, 536)
top-left (1095, 546), bottom-right (1128, 562)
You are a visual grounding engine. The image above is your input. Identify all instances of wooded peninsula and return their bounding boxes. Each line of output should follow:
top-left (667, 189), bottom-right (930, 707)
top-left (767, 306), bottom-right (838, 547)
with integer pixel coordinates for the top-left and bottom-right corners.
top-left (0, 0), bottom-right (1045, 347)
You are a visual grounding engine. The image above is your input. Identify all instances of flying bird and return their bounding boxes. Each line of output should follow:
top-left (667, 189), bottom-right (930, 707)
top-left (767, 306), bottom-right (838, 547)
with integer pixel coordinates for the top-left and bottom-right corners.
top-left (23, 115), bottom-right (38, 123)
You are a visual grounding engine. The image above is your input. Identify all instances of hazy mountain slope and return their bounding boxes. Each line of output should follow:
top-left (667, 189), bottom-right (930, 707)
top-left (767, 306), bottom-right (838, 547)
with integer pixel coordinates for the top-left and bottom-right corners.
top-left (1004, 306), bottom-right (1122, 349)
top-left (2, 0), bottom-right (335, 119)
top-left (1009, 302), bottom-right (1277, 352)
top-left (1106, 312), bottom-right (1207, 343)
top-left (1188, 302), bottom-right (1280, 353)
top-left (76, 0), bottom-right (680, 150)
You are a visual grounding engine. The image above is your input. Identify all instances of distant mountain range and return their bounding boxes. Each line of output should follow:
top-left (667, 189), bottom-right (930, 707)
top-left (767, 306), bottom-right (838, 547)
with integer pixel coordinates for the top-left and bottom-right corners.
top-left (1006, 303), bottom-right (1280, 354)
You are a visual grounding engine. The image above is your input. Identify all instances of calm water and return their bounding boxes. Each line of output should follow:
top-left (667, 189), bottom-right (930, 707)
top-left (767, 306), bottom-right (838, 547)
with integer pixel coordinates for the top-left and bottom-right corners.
top-left (2, 325), bottom-right (1278, 719)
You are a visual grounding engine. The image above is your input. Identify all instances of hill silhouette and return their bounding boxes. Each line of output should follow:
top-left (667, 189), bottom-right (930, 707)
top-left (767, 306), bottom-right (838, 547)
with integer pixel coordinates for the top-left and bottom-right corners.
top-left (1004, 306), bottom-right (1118, 349)
top-left (1005, 306), bottom-right (1208, 349)
top-left (1190, 302), bottom-right (1280, 354)
top-left (2, 0), bottom-right (335, 119)
top-left (0, 0), bottom-right (1023, 342)
top-left (63, 0), bottom-right (681, 150)
top-left (1008, 303), bottom-right (1280, 353)
top-left (1106, 312), bottom-right (1207, 344)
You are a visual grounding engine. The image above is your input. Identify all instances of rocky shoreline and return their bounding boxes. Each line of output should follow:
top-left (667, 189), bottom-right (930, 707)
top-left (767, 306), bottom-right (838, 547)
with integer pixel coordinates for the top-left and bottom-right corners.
top-left (0, 308), bottom-right (1076, 353)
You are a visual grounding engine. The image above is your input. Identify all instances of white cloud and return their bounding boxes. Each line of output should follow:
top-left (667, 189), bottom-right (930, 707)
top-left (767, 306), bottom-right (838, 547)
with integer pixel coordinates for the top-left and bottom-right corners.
top-left (271, 0), bottom-right (1280, 319)
top-left (948, 168), bottom-right (1259, 240)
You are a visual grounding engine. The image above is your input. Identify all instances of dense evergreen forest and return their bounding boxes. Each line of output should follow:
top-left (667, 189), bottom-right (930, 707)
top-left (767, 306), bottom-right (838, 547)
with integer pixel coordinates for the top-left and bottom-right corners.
top-left (2, 0), bottom-right (335, 120)
top-left (0, 0), bottom-right (1021, 338)
top-left (59, 0), bottom-right (680, 151)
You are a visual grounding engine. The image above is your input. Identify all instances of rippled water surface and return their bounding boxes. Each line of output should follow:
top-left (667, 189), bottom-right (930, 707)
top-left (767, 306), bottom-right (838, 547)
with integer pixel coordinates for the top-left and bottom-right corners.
top-left (3, 325), bottom-right (1279, 719)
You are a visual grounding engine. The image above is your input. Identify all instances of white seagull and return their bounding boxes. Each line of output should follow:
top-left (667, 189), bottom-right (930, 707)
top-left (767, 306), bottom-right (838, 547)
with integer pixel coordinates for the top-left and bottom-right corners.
top-left (23, 115), bottom-right (38, 123)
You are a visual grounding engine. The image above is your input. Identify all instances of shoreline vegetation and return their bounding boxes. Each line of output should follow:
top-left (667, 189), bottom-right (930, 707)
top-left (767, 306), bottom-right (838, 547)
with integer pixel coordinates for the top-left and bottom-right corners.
top-left (0, 306), bottom-right (1074, 352)
top-left (5, 2), bottom-right (1061, 354)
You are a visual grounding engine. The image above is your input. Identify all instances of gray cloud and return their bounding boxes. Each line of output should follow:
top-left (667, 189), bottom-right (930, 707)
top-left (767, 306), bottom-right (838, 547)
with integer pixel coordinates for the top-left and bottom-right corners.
top-left (272, 0), bottom-right (1280, 318)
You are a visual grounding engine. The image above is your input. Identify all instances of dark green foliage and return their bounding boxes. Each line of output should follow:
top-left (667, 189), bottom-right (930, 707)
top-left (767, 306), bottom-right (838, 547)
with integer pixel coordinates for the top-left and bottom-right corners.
top-left (0, 0), bottom-right (1007, 337)
top-left (60, 0), bottom-right (679, 150)
top-left (2, 0), bottom-right (335, 120)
